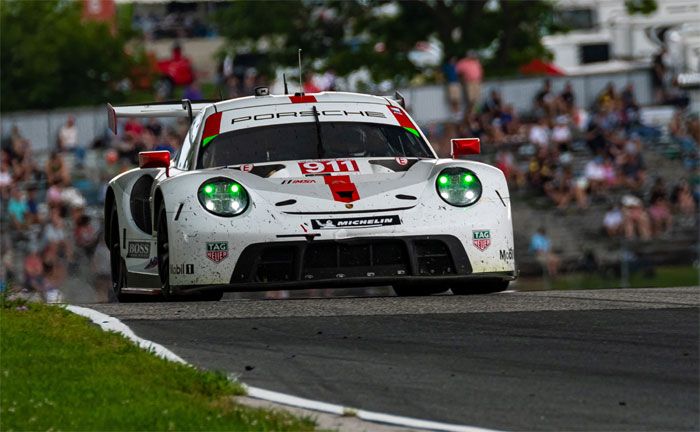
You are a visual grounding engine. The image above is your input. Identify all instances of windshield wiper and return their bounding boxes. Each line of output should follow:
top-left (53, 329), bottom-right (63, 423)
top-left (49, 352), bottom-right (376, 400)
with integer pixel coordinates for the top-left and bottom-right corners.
top-left (312, 106), bottom-right (324, 158)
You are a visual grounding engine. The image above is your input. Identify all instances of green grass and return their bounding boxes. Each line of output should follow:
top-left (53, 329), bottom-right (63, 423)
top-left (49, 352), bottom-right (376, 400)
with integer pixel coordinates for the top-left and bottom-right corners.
top-left (516, 265), bottom-right (700, 291)
top-left (0, 301), bottom-right (314, 431)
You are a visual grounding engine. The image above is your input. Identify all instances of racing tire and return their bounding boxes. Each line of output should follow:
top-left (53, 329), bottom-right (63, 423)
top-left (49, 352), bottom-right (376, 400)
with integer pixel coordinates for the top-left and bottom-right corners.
top-left (109, 207), bottom-right (131, 302)
top-left (392, 284), bottom-right (449, 297)
top-left (198, 290), bottom-right (224, 301)
top-left (156, 205), bottom-right (174, 300)
top-left (451, 280), bottom-right (510, 295)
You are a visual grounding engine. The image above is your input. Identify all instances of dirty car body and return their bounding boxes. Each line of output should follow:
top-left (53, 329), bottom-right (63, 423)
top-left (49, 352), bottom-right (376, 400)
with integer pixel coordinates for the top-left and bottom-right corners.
top-left (104, 91), bottom-right (516, 301)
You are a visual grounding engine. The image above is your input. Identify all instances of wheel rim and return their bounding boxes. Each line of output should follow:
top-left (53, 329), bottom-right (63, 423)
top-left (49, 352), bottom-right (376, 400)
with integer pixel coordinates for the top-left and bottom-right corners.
top-left (157, 210), bottom-right (170, 295)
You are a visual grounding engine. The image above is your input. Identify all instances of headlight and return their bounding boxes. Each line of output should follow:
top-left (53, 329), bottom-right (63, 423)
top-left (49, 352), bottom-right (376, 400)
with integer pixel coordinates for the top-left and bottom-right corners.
top-left (198, 178), bottom-right (249, 217)
top-left (435, 167), bottom-right (482, 207)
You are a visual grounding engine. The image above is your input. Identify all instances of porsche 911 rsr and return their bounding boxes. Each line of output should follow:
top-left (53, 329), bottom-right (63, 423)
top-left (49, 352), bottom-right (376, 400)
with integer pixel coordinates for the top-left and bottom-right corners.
top-left (104, 90), bottom-right (516, 301)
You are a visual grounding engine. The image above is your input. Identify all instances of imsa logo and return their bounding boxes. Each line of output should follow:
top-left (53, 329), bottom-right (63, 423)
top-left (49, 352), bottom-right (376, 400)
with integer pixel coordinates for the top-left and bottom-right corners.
top-left (472, 230), bottom-right (491, 251)
top-left (206, 242), bottom-right (229, 263)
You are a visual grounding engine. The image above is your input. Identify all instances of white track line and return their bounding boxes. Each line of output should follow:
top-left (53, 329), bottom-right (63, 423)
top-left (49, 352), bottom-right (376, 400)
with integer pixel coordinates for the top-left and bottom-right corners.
top-left (66, 305), bottom-right (501, 432)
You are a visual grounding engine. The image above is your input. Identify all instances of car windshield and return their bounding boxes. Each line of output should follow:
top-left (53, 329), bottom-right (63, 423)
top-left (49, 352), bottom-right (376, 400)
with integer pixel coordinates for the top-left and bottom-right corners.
top-left (198, 121), bottom-right (433, 168)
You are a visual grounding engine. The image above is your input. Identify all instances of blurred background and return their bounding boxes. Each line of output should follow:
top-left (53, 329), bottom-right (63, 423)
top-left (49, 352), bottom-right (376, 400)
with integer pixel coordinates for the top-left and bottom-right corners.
top-left (1, 0), bottom-right (698, 303)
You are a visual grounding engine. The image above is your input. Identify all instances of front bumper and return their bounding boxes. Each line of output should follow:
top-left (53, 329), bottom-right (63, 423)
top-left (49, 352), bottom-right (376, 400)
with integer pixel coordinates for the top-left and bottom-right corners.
top-left (174, 235), bottom-right (516, 293)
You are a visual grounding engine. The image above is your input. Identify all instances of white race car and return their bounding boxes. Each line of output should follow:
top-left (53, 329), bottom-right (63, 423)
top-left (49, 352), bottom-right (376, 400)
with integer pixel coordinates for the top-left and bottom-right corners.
top-left (105, 89), bottom-right (515, 301)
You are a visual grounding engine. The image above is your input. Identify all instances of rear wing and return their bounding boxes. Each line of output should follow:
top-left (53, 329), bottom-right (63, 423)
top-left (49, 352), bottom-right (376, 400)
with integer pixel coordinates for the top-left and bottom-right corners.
top-left (107, 99), bottom-right (216, 134)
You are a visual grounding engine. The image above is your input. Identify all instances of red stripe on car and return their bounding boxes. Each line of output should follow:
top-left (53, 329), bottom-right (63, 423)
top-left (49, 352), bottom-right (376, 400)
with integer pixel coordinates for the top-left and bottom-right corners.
top-left (386, 105), bottom-right (415, 129)
top-left (289, 95), bottom-right (317, 103)
top-left (203, 112), bottom-right (222, 138)
top-left (324, 175), bottom-right (359, 203)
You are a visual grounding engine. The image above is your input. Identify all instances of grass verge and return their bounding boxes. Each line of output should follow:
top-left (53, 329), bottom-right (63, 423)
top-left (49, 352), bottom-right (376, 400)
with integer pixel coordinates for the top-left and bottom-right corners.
top-left (516, 265), bottom-right (699, 291)
top-left (0, 300), bottom-right (314, 431)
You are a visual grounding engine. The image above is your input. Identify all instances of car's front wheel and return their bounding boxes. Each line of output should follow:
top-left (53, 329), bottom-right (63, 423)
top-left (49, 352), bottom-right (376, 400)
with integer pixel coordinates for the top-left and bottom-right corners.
top-left (109, 207), bottom-right (130, 302)
top-left (156, 205), bottom-right (173, 300)
top-left (451, 280), bottom-right (510, 295)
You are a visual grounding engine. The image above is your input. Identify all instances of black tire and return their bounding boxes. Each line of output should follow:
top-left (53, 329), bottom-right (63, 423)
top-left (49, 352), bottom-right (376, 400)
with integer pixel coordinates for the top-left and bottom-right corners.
top-left (156, 205), bottom-right (174, 300)
top-left (392, 283), bottom-right (449, 297)
top-left (451, 280), bottom-right (510, 295)
top-left (109, 207), bottom-right (128, 302)
top-left (198, 289), bottom-right (224, 301)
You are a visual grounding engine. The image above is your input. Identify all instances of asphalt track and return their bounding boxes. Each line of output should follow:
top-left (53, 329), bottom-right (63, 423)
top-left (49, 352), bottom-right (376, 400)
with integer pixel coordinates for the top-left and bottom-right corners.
top-left (89, 287), bottom-right (700, 431)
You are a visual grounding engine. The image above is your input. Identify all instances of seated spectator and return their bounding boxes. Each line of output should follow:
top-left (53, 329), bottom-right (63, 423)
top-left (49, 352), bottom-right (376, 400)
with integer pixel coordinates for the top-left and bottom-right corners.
top-left (23, 245), bottom-right (44, 293)
top-left (43, 207), bottom-right (73, 261)
top-left (57, 115), bottom-right (84, 166)
top-left (669, 111), bottom-right (699, 170)
top-left (529, 227), bottom-right (560, 276)
top-left (25, 184), bottom-right (41, 226)
top-left (0, 156), bottom-right (11, 199)
top-left (618, 151), bottom-right (646, 190)
top-left (671, 179), bottom-right (697, 214)
top-left (74, 215), bottom-right (99, 258)
top-left (595, 82), bottom-right (617, 112)
top-left (45, 151), bottom-right (70, 186)
top-left (585, 113), bottom-right (608, 155)
top-left (621, 195), bottom-right (651, 240)
top-left (648, 195), bottom-right (673, 236)
top-left (558, 81), bottom-right (576, 115)
top-left (544, 166), bottom-right (586, 210)
top-left (584, 156), bottom-right (607, 194)
top-left (495, 150), bottom-right (525, 188)
top-left (529, 117), bottom-right (550, 150)
top-left (482, 90), bottom-right (503, 117)
top-left (534, 79), bottom-right (556, 117)
top-left (551, 116), bottom-right (572, 153)
top-left (7, 186), bottom-right (28, 231)
top-left (603, 205), bottom-right (623, 237)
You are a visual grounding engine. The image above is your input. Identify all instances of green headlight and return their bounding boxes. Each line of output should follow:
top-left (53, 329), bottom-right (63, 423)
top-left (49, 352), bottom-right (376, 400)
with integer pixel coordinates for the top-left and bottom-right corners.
top-left (435, 167), bottom-right (482, 207)
top-left (198, 178), bottom-right (249, 217)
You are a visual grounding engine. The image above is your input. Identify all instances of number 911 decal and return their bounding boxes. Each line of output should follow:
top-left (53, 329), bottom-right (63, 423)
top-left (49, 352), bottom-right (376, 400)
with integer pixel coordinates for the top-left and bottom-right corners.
top-left (299, 160), bottom-right (359, 174)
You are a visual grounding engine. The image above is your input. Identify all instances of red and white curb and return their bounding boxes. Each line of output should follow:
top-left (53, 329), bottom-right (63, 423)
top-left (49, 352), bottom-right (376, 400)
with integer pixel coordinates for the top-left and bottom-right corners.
top-left (66, 305), bottom-right (500, 432)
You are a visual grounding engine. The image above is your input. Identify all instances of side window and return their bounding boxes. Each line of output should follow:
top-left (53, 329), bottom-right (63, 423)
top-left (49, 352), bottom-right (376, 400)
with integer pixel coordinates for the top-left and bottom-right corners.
top-left (177, 110), bottom-right (205, 170)
top-left (177, 134), bottom-right (192, 170)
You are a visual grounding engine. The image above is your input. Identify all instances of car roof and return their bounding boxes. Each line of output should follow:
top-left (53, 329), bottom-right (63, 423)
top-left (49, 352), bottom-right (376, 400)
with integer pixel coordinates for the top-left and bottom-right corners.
top-left (210, 91), bottom-right (400, 113)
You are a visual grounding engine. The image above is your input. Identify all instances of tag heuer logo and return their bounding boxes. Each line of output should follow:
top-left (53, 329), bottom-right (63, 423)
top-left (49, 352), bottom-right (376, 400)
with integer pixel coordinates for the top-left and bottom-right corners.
top-left (206, 242), bottom-right (229, 263)
top-left (472, 230), bottom-right (491, 251)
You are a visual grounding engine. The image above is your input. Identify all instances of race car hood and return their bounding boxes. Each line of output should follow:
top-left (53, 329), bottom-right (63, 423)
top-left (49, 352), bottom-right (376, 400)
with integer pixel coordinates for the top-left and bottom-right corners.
top-left (220, 157), bottom-right (437, 213)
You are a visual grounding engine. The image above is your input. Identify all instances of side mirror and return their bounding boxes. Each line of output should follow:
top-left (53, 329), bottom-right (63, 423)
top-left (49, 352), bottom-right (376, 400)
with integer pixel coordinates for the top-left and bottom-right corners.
top-left (139, 151), bottom-right (171, 177)
top-left (451, 138), bottom-right (480, 158)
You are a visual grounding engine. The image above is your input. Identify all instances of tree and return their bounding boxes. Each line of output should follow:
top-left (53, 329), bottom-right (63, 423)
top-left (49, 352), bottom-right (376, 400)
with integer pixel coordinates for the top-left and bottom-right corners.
top-left (0, 0), bottom-right (131, 111)
top-left (214, 0), bottom-right (557, 84)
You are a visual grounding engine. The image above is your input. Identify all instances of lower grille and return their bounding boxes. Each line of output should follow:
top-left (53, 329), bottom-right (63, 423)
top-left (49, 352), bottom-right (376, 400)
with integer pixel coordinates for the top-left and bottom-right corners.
top-left (302, 240), bottom-right (408, 280)
top-left (231, 235), bottom-right (470, 284)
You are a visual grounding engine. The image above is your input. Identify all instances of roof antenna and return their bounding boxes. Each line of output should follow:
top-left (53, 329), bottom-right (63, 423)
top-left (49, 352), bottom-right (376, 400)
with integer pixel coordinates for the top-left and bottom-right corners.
top-left (218, 86), bottom-right (224, 101)
top-left (283, 73), bottom-right (289, 95)
top-left (297, 48), bottom-right (304, 95)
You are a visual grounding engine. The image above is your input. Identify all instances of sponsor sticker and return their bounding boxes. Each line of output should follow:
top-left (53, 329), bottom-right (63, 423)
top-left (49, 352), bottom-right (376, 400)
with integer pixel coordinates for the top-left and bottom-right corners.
top-left (206, 242), bottom-right (229, 263)
top-left (499, 247), bottom-right (514, 261)
top-left (144, 257), bottom-right (158, 270)
top-left (281, 179), bottom-right (317, 184)
top-left (311, 215), bottom-right (401, 230)
top-left (472, 230), bottom-right (491, 251)
top-left (127, 241), bottom-right (150, 259)
top-left (396, 157), bottom-right (408, 166)
top-left (241, 164), bottom-right (254, 172)
top-left (170, 264), bottom-right (194, 274)
top-left (299, 160), bottom-right (359, 174)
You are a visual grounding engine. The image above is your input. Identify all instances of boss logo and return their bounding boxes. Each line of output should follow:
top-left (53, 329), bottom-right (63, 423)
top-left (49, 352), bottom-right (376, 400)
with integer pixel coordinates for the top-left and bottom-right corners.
top-left (127, 241), bottom-right (150, 259)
